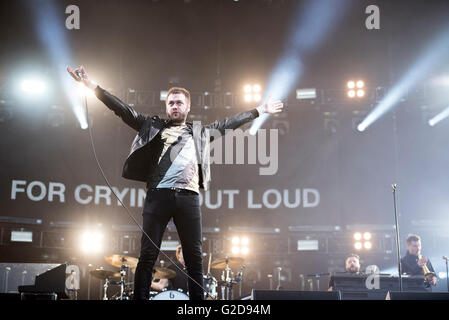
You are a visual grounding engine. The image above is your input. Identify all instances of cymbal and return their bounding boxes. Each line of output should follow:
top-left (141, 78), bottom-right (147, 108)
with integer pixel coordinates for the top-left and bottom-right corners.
top-left (105, 254), bottom-right (138, 269)
top-left (210, 257), bottom-right (244, 269)
top-left (90, 269), bottom-right (121, 281)
top-left (152, 266), bottom-right (177, 280)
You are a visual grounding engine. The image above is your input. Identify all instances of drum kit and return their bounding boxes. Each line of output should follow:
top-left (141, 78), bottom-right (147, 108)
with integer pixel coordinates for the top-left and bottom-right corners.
top-left (209, 256), bottom-right (246, 300)
top-left (90, 254), bottom-right (138, 300)
top-left (89, 253), bottom-right (246, 300)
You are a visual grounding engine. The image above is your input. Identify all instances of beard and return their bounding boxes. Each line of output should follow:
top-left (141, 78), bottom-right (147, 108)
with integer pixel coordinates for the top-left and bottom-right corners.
top-left (347, 266), bottom-right (359, 274)
top-left (167, 110), bottom-right (187, 124)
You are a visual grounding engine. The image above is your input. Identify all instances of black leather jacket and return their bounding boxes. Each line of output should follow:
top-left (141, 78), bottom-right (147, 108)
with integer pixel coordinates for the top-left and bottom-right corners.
top-left (94, 86), bottom-right (260, 191)
top-left (401, 252), bottom-right (436, 276)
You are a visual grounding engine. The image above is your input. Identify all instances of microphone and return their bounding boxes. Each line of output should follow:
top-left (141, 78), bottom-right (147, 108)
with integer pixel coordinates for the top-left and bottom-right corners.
top-left (76, 70), bottom-right (86, 81)
top-left (443, 256), bottom-right (449, 261)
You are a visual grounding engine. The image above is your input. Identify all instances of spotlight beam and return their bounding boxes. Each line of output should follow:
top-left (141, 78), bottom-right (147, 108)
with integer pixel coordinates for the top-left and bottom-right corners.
top-left (429, 105), bottom-right (449, 127)
top-left (24, 0), bottom-right (88, 129)
top-left (358, 24), bottom-right (449, 132)
top-left (250, 0), bottom-right (348, 134)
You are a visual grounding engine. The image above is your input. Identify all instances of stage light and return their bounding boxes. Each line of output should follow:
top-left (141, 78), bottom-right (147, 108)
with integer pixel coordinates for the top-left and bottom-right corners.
top-left (20, 79), bottom-right (46, 95)
top-left (354, 232), bottom-right (362, 241)
top-left (73, 104), bottom-right (88, 130)
top-left (297, 239), bottom-right (319, 251)
top-left (231, 246), bottom-right (240, 255)
top-left (357, 23), bottom-right (449, 132)
top-left (23, 0), bottom-right (88, 130)
top-left (81, 231), bottom-right (104, 254)
top-left (354, 231), bottom-right (372, 250)
top-left (243, 84), bottom-right (262, 103)
top-left (11, 230), bottom-right (33, 243)
top-left (160, 90), bottom-right (168, 101)
top-left (357, 122), bottom-right (366, 132)
top-left (250, 1), bottom-right (347, 135)
top-left (296, 88), bottom-right (317, 100)
top-left (428, 105), bottom-right (449, 126)
top-left (160, 240), bottom-right (180, 251)
top-left (230, 236), bottom-right (250, 255)
top-left (347, 80), bottom-right (364, 99)
top-left (363, 232), bottom-right (372, 240)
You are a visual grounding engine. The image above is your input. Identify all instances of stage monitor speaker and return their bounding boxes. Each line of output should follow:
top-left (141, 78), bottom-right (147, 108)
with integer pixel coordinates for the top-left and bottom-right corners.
top-left (386, 291), bottom-right (449, 300)
top-left (251, 290), bottom-right (341, 300)
top-left (340, 291), bottom-right (388, 300)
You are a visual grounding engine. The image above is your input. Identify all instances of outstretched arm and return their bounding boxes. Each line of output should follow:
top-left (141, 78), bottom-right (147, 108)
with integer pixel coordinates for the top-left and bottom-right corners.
top-left (67, 65), bottom-right (146, 131)
top-left (204, 97), bottom-right (284, 135)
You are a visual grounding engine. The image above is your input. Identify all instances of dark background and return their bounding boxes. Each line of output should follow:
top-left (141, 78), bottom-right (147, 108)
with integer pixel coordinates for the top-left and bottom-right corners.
top-left (1, 0), bottom-right (449, 296)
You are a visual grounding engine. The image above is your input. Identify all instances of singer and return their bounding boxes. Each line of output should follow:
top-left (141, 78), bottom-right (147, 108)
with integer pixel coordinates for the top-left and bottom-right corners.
top-left (67, 65), bottom-right (283, 300)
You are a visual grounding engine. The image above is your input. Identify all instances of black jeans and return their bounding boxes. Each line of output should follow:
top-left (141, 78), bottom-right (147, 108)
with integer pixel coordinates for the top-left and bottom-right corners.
top-left (133, 188), bottom-right (204, 300)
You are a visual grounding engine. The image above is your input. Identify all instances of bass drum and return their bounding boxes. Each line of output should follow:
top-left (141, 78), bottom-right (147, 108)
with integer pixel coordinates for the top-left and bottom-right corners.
top-left (151, 289), bottom-right (189, 300)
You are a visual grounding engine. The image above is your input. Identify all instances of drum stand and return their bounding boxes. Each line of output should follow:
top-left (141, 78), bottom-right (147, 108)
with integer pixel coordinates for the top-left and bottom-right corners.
top-left (118, 263), bottom-right (132, 300)
top-left (103, 278), bottom-right (110, 300)
top-left (220, 259), bottom-right (245, 300)
top-left (221, 260), bottom-right (234, 300)
top-left (103, 263), bottom-right (132, 300)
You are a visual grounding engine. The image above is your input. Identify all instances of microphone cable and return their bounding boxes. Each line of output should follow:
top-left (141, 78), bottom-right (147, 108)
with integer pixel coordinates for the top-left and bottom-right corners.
top-left (80, 87), bottom-right (211, 299)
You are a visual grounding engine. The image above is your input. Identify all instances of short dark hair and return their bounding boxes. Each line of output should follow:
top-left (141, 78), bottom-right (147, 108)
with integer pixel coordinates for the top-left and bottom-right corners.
top-left (345, 253), bottom-right (360, 263)
top-left (406, 234), bottom-right (421, 244)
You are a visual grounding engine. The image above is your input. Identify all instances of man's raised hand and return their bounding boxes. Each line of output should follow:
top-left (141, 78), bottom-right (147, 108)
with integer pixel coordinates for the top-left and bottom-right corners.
top-left (257, 96), bottom-right (284, 115)
top-left (66, 65), bottom-right (97, 90)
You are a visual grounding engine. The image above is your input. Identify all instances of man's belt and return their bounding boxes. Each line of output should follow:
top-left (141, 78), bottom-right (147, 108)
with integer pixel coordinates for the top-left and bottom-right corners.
top-left (148, 187), bottom-right (198, 195)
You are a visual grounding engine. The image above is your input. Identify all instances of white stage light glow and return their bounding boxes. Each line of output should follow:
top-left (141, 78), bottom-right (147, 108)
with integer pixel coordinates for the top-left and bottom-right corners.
top-left (357, 23), bottom-right (449, 131)
top-left (428, 105), bottom-right (449, 126)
